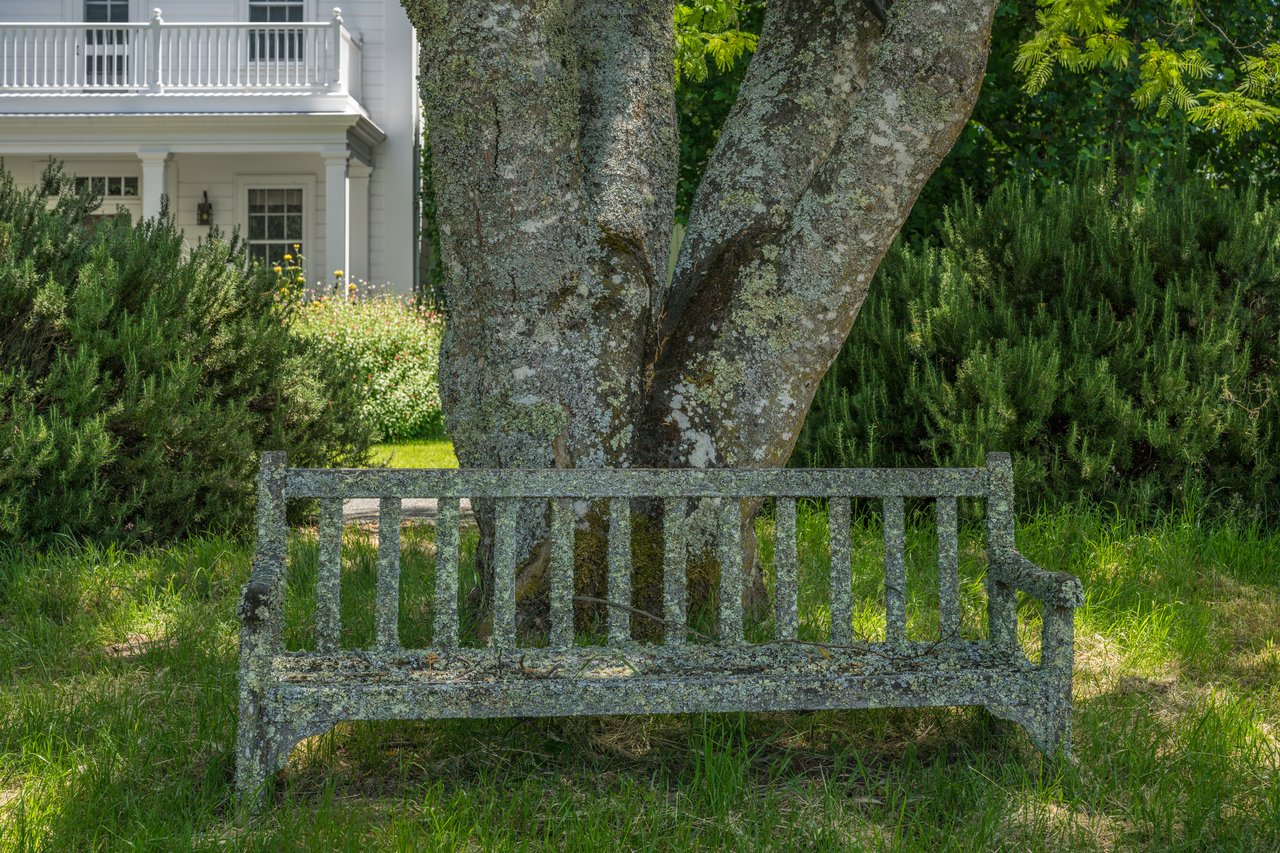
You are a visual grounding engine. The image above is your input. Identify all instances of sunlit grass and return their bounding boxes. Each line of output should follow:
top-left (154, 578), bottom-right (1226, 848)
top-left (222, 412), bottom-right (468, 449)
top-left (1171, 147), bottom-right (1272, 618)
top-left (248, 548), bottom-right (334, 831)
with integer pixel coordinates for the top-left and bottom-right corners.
top-left (370, 438), bottom-right (459, 469)
top-left (1, 504), bottom-right (1278, 849)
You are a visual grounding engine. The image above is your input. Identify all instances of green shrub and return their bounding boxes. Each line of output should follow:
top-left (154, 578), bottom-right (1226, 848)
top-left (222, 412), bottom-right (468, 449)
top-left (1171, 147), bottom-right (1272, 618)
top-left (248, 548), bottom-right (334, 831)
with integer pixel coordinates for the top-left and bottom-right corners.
top-left (0, 163), bottom-right (370, 545)
top-left (289, 292), bottom-right (445, 441)
top-left (794, 166), bottom-right (1280, 519)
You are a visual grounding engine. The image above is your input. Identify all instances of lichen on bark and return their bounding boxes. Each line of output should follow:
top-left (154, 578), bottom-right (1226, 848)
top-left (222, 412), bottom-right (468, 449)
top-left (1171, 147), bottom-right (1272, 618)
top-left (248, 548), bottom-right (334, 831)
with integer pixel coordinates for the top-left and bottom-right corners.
top-left (401, 0), bottom-right (1001, 612)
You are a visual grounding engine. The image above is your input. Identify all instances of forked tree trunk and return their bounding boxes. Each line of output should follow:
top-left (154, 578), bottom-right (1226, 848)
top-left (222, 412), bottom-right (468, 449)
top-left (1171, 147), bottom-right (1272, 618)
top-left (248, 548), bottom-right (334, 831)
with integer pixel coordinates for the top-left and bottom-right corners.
top-left (402, 0), bottom-right (999, 628)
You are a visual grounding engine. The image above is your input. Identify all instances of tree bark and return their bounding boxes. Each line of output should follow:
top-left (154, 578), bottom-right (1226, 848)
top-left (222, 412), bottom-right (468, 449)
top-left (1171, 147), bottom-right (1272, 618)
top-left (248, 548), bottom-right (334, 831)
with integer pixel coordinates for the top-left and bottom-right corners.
top-left (403, 0), bottom-right (999, 627)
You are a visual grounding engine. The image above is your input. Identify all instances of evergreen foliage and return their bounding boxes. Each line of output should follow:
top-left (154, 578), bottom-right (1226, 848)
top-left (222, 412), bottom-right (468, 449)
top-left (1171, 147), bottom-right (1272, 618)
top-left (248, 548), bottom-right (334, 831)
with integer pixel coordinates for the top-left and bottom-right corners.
top-left (0, 164), bottom-right (370, 545)
top-left (794, 167), bottom-right (1280, 518)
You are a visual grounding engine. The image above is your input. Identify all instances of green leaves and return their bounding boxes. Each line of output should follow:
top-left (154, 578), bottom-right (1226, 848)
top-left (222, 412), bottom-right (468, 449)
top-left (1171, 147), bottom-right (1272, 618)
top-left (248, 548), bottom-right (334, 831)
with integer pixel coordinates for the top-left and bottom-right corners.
top-left (1017, 0), bottom-right (1280, 142)
top-left (675, 1), bottom-right (759, 86)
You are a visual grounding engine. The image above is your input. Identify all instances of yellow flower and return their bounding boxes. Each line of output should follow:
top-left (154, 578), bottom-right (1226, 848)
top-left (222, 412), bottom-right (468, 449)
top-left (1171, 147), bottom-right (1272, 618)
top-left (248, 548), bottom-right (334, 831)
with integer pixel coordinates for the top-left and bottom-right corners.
top-left (333, 269), bottom-right (344, 278)
top-left (272, 265), bottom-right (282, 274)
top-left (283, 254), bottom-right (293, 261)
top-left (297, 274), bottom-right (305, 283)
top-left (347, 282), bottom-right (357, 292)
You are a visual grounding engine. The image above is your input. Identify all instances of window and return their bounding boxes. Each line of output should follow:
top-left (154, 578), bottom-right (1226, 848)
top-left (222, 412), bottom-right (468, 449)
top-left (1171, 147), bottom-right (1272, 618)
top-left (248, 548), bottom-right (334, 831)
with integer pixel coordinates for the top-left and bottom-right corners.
top-left (246, 188), bottom-right (304, 267)
top-left (84, 0), bottom-right (130, 86)
top-left (249, 0), bottom-right (305, 62)
top-left (72, 175), bottom-right (139, 198)
top-left (84, 0), bottom-right (128, 23)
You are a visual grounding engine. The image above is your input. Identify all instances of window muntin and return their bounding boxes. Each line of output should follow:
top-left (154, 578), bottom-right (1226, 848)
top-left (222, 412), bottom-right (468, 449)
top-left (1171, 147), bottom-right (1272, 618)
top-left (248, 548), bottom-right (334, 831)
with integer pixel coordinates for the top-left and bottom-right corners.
top-left (72, 175), bottom-right (139, 198)
top-left (84, 0), bottom-right (129, 23)
top-left (249, 0), bottom-right (305, 61)
top-left (246, 188), bottom-right (305, 267)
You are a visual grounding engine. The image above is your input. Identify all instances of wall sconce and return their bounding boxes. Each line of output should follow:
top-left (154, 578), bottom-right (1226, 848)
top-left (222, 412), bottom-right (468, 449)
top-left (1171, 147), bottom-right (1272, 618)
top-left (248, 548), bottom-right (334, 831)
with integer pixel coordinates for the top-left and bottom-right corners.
top-left (197, 191), bottom-right (213, 226)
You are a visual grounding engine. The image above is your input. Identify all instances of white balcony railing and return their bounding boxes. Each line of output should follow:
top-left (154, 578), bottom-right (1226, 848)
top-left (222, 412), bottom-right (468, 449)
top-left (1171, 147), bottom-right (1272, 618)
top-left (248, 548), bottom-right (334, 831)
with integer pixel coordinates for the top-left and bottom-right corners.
top-left (0, 8), bottom-right (361, 99)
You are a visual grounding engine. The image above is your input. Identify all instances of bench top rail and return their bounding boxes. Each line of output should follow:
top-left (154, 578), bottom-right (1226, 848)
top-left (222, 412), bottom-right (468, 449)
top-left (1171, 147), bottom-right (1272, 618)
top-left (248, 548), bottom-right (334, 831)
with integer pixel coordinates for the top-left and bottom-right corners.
top-left (257, 453), bottom-right (1017, 655)
top-left (282, 465), bottom-right (995, 500)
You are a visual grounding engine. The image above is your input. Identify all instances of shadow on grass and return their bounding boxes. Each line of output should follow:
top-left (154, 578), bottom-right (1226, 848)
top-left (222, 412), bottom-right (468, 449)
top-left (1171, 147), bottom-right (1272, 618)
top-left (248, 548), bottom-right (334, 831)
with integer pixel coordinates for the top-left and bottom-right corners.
top-left (2, 504), bottom-right (1279, 850)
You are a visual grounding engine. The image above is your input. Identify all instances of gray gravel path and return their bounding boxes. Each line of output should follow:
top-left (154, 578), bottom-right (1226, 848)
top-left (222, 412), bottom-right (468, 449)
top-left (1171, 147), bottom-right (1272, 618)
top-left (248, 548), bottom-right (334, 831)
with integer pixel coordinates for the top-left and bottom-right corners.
top-left (342, 497), bottom-right (474, 523)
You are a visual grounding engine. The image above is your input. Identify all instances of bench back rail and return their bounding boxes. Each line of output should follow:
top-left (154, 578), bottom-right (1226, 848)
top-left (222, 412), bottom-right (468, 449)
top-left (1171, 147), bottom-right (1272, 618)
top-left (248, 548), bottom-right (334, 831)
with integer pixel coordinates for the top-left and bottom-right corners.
top-left (253, 452), bottom-right (1020, 656)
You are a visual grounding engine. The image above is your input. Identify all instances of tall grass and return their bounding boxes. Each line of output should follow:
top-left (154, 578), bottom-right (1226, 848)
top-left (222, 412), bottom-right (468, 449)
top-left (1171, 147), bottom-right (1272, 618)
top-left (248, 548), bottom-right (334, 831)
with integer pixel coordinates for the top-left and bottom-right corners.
top-left (1, 504), bottom-right (1277, 850)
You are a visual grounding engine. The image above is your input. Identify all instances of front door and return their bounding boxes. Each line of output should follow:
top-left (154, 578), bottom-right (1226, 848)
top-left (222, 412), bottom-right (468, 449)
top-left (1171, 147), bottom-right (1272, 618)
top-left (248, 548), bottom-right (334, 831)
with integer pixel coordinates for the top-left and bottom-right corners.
top-left (84, 0), bottom-right (130, 88)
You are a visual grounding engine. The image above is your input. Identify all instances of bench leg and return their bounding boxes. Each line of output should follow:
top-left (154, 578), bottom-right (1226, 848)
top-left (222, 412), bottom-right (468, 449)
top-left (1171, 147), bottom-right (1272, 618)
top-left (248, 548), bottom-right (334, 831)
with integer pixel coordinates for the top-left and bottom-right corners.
top-left (235, 689), bottom-right (281, 812)
top-left (989, 600), bottom-right (1076, 761)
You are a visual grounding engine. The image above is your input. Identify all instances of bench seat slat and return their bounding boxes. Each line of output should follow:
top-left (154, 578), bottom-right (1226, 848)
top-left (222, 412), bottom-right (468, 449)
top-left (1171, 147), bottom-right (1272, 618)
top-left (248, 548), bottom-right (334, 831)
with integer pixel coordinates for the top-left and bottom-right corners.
top-left (937, 496), bottom-right (960, 641)
top-left (663, 498), bottom-right (687, 646)
top-left (316, 497), bottom-right (343, 653)
top-left (375, 498), bottom-right (402, 651)
top-left (883, 496), bottom-right (906, 645)
top-left (608, 498), bottom-right (632, 644)
top-left (774, 498), bottom-right (798, 641)
top-left (550, 498), bottom-right (575, 649)
top-left (493, 499), bottom-right (518, 650)
top-left (828, 498), bottom-right (853, 645)
top-left (719, 499), bottom-right (743, 643)
top-left (434, 497), bottom-right (460, 648)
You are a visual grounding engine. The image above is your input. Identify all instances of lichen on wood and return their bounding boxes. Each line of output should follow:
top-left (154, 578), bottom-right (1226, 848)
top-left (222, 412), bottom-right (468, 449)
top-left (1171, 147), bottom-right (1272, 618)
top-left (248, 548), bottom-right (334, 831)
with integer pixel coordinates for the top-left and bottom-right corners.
top-left (236, 451), bottom-right (1083, 809)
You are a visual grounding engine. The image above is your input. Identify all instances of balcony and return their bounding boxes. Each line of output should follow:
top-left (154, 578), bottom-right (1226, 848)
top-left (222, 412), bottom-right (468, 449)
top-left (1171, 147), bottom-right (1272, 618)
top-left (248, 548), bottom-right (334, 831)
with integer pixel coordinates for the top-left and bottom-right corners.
top-left (0, 8), bottom-right (363, 114)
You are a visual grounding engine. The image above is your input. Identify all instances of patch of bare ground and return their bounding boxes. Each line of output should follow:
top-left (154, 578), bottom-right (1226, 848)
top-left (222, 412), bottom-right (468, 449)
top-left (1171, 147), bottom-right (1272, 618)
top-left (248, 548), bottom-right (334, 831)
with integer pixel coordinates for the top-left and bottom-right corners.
top-left (1073, 630), bottom-right (1178, 703)
top-left (999, 798), bottom-right (1127, 851)
top-left (102, 632), bottom-right (170, 661)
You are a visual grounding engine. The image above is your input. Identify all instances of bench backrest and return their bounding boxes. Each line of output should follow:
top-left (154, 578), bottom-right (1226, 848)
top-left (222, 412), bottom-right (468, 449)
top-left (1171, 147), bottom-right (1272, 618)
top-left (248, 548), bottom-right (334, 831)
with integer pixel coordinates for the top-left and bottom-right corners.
top-left (255, 452), bottom-right (1017, 653)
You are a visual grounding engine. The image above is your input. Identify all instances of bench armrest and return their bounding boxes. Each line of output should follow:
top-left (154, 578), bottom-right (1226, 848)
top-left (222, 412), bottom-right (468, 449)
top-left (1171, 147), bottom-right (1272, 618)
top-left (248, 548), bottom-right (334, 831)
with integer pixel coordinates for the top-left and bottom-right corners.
top-left (1001, 551), bottom-right (1084, 609)
top-left (239, 558), bottom-right (285, 634)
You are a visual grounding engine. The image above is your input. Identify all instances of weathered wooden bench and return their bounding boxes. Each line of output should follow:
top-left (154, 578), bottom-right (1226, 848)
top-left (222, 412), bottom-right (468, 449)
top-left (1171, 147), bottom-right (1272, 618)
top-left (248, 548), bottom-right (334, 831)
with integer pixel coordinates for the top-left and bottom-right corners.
top-left (236, 451), bottom-right (1082, 804)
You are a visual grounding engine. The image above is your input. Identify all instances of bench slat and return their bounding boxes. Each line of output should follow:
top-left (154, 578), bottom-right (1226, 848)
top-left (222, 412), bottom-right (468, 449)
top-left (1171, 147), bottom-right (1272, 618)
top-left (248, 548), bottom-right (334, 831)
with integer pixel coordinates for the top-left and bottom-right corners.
top-left (493, 499), bottom-right (518, 650)
top-left (376, 498), bottom-right (402, 651)
top-left (434, 497), bottom-right (460, 648)
top-left (937, 496), bottom-right (960, 641)
top-left (608, 498), bottom-right (632, 644)
top-left (883, 496), bottom-right (906, 645)
top-left (550, 498), bottom-right (575, 649)
top-left (719, 499), bottom-right (743, 643)
top-left (316, 497), bottom-right (343, 653)
top-left (774, 498), bottom-right (798, 641)
top-left (828, 498), bottom-right (853, 645)
top-left (285, 467), bottom-right (990, 500)
top-left (663, 498), bottom-right (687, 646)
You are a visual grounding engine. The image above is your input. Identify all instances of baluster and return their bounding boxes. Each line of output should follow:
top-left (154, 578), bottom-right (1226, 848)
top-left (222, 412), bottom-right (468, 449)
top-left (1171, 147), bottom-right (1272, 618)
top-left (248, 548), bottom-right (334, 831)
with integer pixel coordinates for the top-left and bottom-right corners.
top-left (433, 497), bottom-right (460, 647)
top-left (718, 498), bottom-right (743, 643)
top-left (549, 498), bottom-right (575, 648)
top-left (493, 499), bottom-right (517, 649)
top-left (828, 497), bottom-right (853, 644)
top-left (375, 497), bottom-right (402, 650)
top-left (937, 496), bottom-right (960, 641)
top-left (607, 497), bottom-right (632, 644)
top-left (315, 497), bottom-right (343, 652)
top-left (883, 495), bottom-right (906, 645)
top-left (774, 497), bottom-right (798, 641)
top-left (663, 497), bottom-right (687, 645)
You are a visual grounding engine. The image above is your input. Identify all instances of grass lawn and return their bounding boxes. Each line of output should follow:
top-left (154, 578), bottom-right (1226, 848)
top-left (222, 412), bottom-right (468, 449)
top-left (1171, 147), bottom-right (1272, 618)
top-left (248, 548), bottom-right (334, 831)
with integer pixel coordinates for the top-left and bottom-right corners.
top-left (2, 505), bottom-right (1278, 850)
top-left (371, 438), bottom-right (459, 469)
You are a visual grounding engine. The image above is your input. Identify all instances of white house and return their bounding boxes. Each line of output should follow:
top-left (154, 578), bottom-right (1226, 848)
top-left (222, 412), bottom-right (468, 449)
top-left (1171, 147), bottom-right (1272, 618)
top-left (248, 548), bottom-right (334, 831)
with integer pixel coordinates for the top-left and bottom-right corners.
top-left (0, 0), bottom-right (420, 293)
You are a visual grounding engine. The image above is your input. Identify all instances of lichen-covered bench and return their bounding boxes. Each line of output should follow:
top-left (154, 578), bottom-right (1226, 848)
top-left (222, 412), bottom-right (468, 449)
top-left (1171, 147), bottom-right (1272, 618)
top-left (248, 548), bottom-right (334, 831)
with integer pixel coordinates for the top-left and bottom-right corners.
top-left (236, 451), bottom-right (1082, 805)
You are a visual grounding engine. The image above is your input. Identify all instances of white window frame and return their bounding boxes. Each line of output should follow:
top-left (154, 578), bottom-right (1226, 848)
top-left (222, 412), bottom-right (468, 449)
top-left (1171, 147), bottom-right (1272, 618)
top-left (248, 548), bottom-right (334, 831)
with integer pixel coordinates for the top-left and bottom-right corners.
top-left (235, 174), bottom-right (316, 271)
top-left (39, 159), bottom-right (143, 219)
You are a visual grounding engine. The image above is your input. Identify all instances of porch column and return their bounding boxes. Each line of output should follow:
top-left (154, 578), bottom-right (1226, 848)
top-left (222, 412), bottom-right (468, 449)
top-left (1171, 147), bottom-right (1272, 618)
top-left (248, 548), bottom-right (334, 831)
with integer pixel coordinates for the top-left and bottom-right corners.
top-left (322, 149), bottom-right (349, 290)
top-left (348, 161), bottom-right (372, 285)
top-left (138, 147), bottom-right (170, 221)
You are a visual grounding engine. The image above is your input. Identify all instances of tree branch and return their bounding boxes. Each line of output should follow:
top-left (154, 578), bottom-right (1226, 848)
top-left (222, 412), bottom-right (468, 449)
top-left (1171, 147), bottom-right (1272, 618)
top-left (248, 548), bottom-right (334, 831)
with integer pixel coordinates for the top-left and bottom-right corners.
top-left (641, 0), bottom-right (1000, 470)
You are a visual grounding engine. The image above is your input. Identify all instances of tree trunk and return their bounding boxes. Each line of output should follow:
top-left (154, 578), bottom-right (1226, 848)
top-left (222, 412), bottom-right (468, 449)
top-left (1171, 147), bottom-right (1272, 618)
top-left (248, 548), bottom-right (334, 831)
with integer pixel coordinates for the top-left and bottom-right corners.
top-left (403, 0), bottom-right (999, 630)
